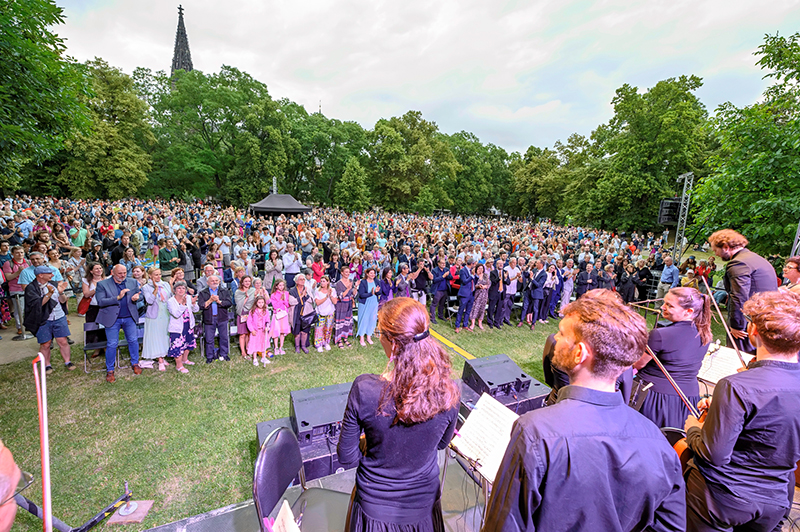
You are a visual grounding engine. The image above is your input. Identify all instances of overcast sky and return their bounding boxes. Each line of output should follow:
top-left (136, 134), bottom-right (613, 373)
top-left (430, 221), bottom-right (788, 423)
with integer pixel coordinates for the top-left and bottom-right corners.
top-left (57, 0), bottom-right (800, 154)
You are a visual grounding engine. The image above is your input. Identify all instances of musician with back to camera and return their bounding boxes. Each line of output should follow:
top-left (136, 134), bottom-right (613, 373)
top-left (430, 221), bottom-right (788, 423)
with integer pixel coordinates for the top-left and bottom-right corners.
top-left (683, 290), bottom-right (800, 532)
top-left (337, 297), bottom-right (460, 532)
top-left (633, 287), bottom-right (712, 429)
top-left (485, 290), bottom-right (685, 532)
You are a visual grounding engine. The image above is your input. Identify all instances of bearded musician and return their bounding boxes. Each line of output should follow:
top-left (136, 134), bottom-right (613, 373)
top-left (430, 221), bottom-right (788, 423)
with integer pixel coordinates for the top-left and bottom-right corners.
top-left (484, 290), bottom-right (685, 531)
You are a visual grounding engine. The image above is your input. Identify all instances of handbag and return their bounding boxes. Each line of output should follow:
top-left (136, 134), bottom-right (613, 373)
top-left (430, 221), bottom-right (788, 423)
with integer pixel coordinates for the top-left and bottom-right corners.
top-left (77, 296), bottom-right (91, 315)
top-left (275, 309), bottom-right (288, 320)
top-left (300, 312), bottom-right (317, 328)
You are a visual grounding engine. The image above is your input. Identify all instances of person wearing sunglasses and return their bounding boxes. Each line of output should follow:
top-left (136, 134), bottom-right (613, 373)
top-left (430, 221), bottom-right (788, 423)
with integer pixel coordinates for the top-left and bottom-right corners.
top-left (780, 256), bottom-right (800, 294)
top-left (0, 439), bottom-right (33, 532)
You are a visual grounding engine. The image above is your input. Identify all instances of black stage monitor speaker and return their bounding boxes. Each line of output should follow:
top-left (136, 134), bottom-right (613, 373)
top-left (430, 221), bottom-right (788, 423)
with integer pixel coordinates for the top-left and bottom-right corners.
top-left (658, 199), bottom-right (681, 226)
top-left (462, 354), bottom-right (532, 397)
top-left (256, 417), bottom-right (294, 449)
top-left (457, 378), bottom-right (550, 426)
top-left (290, 382), bottom-right (352, 447)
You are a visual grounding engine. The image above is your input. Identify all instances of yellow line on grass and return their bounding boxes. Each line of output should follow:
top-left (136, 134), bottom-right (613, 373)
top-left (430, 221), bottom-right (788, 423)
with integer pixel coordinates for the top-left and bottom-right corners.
top-left (430, 328), bottom-right (476, 360)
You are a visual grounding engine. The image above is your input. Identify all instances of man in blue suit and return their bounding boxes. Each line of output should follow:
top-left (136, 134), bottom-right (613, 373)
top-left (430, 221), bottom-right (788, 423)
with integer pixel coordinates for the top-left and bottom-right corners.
top-left (96, 264), bottom-right (142, 383)
top-left (429, 257), bottom-right (449, 324)
top-left (528, 260), bottom-right (547, 328)
top-left (455, 256), bottom-right (475, 332)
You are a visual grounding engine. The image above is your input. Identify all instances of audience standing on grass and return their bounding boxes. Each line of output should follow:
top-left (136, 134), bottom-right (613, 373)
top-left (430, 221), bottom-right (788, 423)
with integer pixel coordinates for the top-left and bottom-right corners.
top-left (1, 195), bottom-right (795, 390)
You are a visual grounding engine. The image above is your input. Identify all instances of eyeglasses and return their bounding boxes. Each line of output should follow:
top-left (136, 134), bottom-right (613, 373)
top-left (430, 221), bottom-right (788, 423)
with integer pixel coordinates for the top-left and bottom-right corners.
top-left (0, 468), bottom-right (33, 506)
top-left (784, 266), bottom-right (798, 271)
top-left (743, 313), bottom-right (753, 324)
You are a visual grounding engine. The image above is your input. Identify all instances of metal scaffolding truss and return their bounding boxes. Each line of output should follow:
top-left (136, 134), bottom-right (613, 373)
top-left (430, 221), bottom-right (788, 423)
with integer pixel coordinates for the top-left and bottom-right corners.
top-left (672, 172), bottom-right (694, 265)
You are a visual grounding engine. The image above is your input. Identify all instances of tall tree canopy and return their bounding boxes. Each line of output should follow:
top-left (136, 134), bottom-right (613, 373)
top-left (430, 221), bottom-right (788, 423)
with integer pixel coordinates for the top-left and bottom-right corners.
top-left (0, 0), bottom-right (90, 190)
top-left (368, 111), bottom-right (460, 211)
top-left (49, 59), bottom-right (153, 199)
top-left (693, 32), bottom-right (800, 256)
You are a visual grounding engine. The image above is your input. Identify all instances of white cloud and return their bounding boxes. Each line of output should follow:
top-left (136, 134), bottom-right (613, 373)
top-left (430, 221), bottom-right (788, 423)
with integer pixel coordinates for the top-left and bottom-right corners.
top-left (56, 0), bottom-right (800, 153)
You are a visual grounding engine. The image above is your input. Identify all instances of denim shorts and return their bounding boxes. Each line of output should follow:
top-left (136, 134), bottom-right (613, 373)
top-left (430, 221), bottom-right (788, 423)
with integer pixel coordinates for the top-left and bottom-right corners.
top-left (36, 316), bottom-right (70, 344)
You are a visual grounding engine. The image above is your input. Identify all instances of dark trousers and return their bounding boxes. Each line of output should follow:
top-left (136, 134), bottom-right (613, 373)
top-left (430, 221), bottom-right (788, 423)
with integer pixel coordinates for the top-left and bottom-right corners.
top-left (105, 316), bottom-right (139, 372)
top-left (455, 294), bottom-right (474, 328)
top-left (521, 292), bottom-right (534, 321)
top-left (502, 293), bottom-right (515, 323)
top-left (530, 297), bottom-right (543, 322)
top-left (204, 318), bottom-right (230, 361)
top-left (539, 288), bottom-right (552, 320)
top-left (487, 296), bottom-right (502, 327)
top-left (548, 287), bottom-right (561, 316)
top-left (685, 467), bottom-right (786, 532)
top-left (430, 290), bottom-right (447, 322)
top-left (285, 272), bottom-right (297, 290)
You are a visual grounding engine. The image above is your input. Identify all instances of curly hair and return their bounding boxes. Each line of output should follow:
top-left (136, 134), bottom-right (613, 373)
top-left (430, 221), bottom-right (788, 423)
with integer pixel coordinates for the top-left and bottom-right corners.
top-left (708, 229), bottom-right (748, 249)
top-left (377, 298), bottom-right (460, 424)
top-left (742, 291), bottom-right (800, 355)
top-left (562, 289), bottom-right (648, 379)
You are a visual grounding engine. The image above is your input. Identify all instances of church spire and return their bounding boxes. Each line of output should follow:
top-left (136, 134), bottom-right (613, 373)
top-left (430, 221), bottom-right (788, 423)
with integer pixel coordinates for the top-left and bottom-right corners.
top-left (171, 5), bottom-right (193, 75)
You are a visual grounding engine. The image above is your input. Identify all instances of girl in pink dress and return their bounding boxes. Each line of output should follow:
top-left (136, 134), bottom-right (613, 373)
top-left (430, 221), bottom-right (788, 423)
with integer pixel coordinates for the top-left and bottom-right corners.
top-left (247, 296), bottom-right (272, 366)
top-left (270, 279), bottom-right (291, 354)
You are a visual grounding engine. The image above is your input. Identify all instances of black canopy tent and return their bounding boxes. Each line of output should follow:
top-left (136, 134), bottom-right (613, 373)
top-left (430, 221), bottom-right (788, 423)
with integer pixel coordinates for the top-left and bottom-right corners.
top-left (249, 194), bottom-right (311, 215)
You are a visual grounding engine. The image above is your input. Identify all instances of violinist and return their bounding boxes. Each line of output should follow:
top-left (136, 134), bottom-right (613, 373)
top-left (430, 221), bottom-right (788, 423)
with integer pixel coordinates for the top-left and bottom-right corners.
top-left (485, 290), bottom-right (685, 532)
top-left (683, 290), bottom-right (800, 532)
top-left (633, 287), bottom-right (712, 428)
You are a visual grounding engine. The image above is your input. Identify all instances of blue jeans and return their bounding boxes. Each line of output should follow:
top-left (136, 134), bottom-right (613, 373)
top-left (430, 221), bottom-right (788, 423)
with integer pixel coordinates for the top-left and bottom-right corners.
top-left (204, 318), bottom-right (230, 361)
top-left (105, 316), bottom-right (140, 372)
top-left (456, 294), bottom-right (474, 328)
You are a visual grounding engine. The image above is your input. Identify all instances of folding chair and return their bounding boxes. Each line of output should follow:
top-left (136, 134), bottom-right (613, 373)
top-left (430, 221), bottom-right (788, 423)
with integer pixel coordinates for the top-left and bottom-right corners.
top-left (253, 426), bottom-right (350, 532)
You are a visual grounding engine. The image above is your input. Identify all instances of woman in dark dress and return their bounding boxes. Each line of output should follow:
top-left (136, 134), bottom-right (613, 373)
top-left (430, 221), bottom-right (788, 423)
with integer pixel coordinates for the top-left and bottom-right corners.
top-left (338, 298), bottom-right (460, 532)
top-left (333, 265), bottom-right (357, 348)
top-left (618, 264), bottom-right (637, 304)
top-left (633, 287), bottom-right (712, 428)
top-left (634, 259), bottom-right (653, 301)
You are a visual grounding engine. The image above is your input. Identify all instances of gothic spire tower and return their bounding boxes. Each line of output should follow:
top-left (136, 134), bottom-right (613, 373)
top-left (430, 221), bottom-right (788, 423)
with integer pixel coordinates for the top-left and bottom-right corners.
top-left (171, 5), bottom-right (193, 75)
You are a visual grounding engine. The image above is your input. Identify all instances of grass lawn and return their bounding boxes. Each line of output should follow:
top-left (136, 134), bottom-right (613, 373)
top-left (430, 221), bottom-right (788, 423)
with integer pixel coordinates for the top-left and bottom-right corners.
top-left (1, 301), bottom-right (729, 531)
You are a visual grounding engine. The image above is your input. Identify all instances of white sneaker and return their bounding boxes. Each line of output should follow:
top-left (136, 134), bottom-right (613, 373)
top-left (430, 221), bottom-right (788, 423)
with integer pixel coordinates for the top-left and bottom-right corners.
top-left (317, 347), bottom-right (324, 353)
top-left (253, 357), bottom-right (258, 366)
top-left (324, 344), bottom-right (331, 351)
top-left (262, 357), bottom-right (270, 366)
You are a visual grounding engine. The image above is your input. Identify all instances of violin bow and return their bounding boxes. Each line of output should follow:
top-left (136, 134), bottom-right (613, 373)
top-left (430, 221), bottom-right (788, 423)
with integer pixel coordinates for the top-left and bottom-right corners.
top-left (644, 346), bottom-right (702, 419)
top-left (700, 275), bottom-right (748, 370)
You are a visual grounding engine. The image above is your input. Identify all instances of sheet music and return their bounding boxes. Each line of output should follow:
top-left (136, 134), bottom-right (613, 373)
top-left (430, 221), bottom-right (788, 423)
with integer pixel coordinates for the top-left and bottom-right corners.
top-left (271, 500), bottom-right (301, 532)
top-left (451, 393), bottom-right (519, 484)
top-left (697, 345), bottom-right (754, 385)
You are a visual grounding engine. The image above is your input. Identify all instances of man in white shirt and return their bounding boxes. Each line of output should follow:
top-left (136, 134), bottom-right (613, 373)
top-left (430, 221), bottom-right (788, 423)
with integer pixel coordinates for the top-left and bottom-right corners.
top-left (503, 257), bottom-right (521, 324)
top-left (282, 243), bottom-right (302, 289)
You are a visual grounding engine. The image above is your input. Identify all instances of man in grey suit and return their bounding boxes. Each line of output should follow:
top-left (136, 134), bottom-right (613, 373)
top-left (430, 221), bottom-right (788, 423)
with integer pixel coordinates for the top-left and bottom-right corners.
top-left (709, 229), bottom-right (778, 354)
top-left (96, 264), bottom-right (143, 383)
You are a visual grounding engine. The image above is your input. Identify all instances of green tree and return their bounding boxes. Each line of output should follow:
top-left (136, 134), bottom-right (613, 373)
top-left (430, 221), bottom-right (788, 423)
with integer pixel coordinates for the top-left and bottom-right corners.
top-left (693, 32), bottom-right (800, 256)
top-left (411, 185), bottom-right (438, 216)
top-left (0, 0), bottom-right (91, 190)
top-left (368, 111), bottom-right (460, 211)
top-left (134, 66), bottom-right (274, 199)
top-left (579, 76), bottom-right (710, 229)
top-left (510, 146), bottom-right (559, 217)
top-left (444, 132), bottom-right (512, 214)
top-left (58, 59), bottom-right (153, 199)
top-left (334, 157), bottom-right (371, 212)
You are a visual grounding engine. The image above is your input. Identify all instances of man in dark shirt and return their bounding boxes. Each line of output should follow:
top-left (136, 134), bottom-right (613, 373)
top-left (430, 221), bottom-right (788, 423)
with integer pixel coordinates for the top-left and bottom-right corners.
top-left (484, 290), bottom-right (685, 532)
top-left (708, 229), bottom-right (778, 353)
top-left (110, 234), bottom-right (131, 265)
top-left (684, 290), bottom-right (800, 532)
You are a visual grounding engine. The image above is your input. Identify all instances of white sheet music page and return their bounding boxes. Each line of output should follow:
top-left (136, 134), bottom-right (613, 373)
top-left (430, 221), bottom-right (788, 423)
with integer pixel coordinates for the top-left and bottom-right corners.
top-left (698, 345), bottom-right (754, 385)
top-left (452, 392), bottom-right (519, 484)
top-left (272, 499), bottom-right (301, 532)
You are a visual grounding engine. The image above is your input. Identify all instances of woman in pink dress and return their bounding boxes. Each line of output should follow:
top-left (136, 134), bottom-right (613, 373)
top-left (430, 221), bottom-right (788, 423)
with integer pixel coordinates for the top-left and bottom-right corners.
top-left (247, 295), bottom-right (272, 366)
top-left (270, 278), bottom-right (291, 354)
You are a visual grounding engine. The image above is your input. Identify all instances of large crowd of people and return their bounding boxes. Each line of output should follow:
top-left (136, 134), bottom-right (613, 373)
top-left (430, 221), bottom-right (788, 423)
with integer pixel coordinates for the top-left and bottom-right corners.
top-left (2, 194), bottom-right (799, 532)
top-left (0, 196), bottom-right (793, 384)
